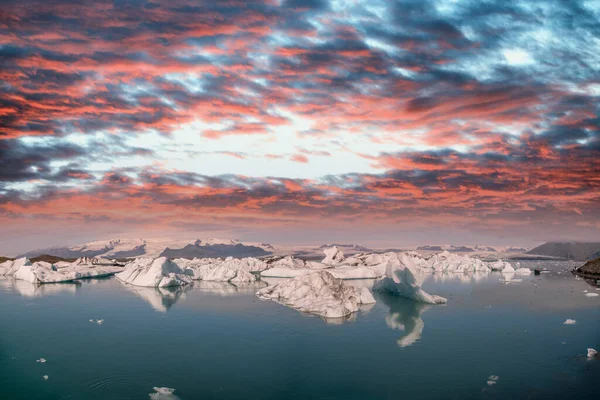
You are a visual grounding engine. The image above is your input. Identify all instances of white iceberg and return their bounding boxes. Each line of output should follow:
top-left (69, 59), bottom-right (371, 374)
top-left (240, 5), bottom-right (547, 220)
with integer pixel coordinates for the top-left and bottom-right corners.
top-left (322, 246), bottom-right (345, 265)
top-left (585, 292), bottom-right (599, 297)
top-left (116, 257), bottom-right (192, 287)
top-left (13, 261), bottom-right (122, 284)
top-left (257, 271), bottom-right (376, 319)
top-left (174, 257), bottom-right (262, 282)
top-left (588, 348), bottom-right (598, 359)
top-left (373, 253), bottom-right (447, 304)
top-left (0, 257), bottom-right (31, 276)
top-left (563, 319), bottom-right (577, 325)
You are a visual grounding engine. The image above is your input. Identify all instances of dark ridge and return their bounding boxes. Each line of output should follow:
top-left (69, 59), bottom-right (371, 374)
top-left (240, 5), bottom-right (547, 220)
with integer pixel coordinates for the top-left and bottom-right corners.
top-left (30, 254), bottom-right (77, 263)
top-left (318, 244), bottom-right (372, 252)
top-left (527, 242), bottom-right (600, 261)
top-left (0, 256), bottom-right (15, 263)
top-left (574, 256), bottom-right (600, 278)
top-left (18, 246), bottom-right (111, 259)
top-left (160, 243), bottom-right (271, 259)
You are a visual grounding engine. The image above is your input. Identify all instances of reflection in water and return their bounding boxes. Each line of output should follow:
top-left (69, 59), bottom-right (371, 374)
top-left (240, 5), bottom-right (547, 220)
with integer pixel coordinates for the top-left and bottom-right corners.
top-left (194, 280), bottom-right (267, 296)
top-left (0, 278), bottom-right (79, 297)
top-left (122, 284), bottom-right (190, 313)
top-left (428, 271), bottom-right (489, 284)
top-left (379, 293), bottom-right (432, 347)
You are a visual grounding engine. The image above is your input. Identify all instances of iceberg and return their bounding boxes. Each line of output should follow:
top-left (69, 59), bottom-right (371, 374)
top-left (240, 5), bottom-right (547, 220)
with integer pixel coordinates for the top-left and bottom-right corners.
top-left (588, 348), bottom-right (598, 359)
top-left (174, 257), bottom-right (263, 282)
top-left (563, 319), bottom-right (576, 325)
top-left (257, 271), bottom-right (376, 319)
top-left (13, 261), bottom-right (122, 284)
top-left (373, 253), bottom-right (447, 304)
top-left (514, 267), bottom-right (532, 275)
top-left (322, 246), bottom-right (345, 265)
top-left (116, 257), bottom-right (192, 287)
top-left (0, 257), bottom-right (31, 276)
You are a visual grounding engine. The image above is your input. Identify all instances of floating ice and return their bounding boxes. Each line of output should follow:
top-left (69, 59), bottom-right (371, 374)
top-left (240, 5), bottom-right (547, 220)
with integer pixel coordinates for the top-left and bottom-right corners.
top-left (322, 246), bottom-right (345, 265)
top-left (116, 257), bottom-right (192, 287)
top-left (36, 358), bottom-right (46, 363)
top-left (587, 348), bottom-right (598, 359)
top-left (257, 271), bottom-right (376, 319)
top-left (487, 375), bottom-right (499, 385)
top-left (43, 375), bottom-right (49, 380)
top-left (97, 319), bottom-right (104, 324)
top-left (515, 268), bottom-right (532, 275)
top-left (585, 293), bottom-right (599, 297)
top-left (0, 257), bottom-right (31, 276)
top-left (372, 253), bottom-right (447, 304)
top-left (13, 260), bottom-right (121, 284)
top-left (150, 387), bottom-right (180, 399)
top-left (563, 319), bottom-right (577, 325)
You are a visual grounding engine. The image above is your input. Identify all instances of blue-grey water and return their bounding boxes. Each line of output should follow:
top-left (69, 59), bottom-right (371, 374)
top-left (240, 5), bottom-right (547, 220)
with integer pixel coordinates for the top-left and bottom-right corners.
top-left (1, 260), bottom-right (599, 400)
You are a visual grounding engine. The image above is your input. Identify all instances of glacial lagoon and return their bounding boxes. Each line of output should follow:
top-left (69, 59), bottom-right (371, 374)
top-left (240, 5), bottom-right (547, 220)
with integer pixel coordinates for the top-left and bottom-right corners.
top-left (1, 260), bottom-right (598, 400)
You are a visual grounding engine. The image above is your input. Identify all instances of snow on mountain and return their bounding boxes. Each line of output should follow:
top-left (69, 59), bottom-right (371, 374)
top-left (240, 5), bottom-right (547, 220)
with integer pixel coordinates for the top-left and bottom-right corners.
top-left (19, 238), bottom-right (276, 260)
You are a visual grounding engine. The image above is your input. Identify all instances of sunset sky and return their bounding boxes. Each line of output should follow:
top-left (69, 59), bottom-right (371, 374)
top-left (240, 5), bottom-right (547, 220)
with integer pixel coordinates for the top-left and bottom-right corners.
top-left (1, 0), bottom-right (599, 254)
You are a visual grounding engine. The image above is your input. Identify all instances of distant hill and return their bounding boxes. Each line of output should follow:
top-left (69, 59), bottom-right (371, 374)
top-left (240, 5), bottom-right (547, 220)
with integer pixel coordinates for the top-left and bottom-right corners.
top-left (575, 257), bottom-right (600, 277)
top-left (527, 242), bottom-right (600, 261)
top-left (160, 240), bottom-right (270, 258)
top-left (318, 244), bottom-right (372, 252)
top-left (416, 244), bottom-right (528, 253)
top-left (18, 238), bottom-right (274, 260)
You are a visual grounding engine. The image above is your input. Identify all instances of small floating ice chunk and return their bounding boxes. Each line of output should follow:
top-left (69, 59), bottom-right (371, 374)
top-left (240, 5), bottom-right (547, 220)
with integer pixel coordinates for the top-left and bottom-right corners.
top-left (257, 271), bottom-right (375, 319)
top-left (514, 268), bottom-right (532, 275)
top-left (36, 358), bottom-right (46, 363)
top-left (563, 319), bottom-right (577, 325)
top-left (487, 375), bottom-right (499, 385)
top-left (587, 348), bottom-right (598, 359)
top-left (585, 293), bottom-right (599, 297)
top-left (43, 375), bottom-right (49, 380)
top-left (89, 319), bottom-right (94, 323)
top-left (96, 319), bottom-right (104, 325)
top-left (150, 387), bottom-right (179, 399)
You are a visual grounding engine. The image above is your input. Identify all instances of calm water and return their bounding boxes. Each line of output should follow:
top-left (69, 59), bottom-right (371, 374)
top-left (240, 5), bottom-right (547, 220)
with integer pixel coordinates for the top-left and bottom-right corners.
top-left (1, 260), bottom-right (599, 400)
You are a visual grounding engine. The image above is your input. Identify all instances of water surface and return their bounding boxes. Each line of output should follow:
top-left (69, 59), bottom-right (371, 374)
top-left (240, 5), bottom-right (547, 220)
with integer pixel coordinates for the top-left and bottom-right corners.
top-left (1, 261), bottom-right (598, 399)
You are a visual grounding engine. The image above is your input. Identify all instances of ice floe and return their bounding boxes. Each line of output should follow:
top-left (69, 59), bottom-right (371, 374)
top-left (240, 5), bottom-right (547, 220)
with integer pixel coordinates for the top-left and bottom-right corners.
top-left (43, 375), bottom-right (49, 380)
top-left (257, 271), bottom-right (375, 319)
top-left (487, 375), bottom-right (499, 385)
top-left (0, 257), bottom-right (31, 276)
top-left (372, 253), bottom-right (447, 304)
top-left (563, 319), bottom-right (577, 325)
top-left (585, 292), bottom-right (599, 297)
top-left (322, 245), bottom-right (345, 265)
top-left (13, 261), bottom-right (122, 284)
top-left (116, 257), bottom-right (192, 287)
top-left (149, 387), bottom-right (180, 399)
top-left (587, 348), bottom-right (598, 359)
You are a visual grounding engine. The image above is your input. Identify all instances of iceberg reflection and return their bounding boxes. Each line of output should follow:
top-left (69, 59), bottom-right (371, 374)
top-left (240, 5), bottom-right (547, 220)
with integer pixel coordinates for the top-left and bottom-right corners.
top-left (123, 283), bottom-right (189, 312)
top-left (2, 278), bottom-right (79, 297)
top-left (379, 293), bottom-right (432, 347)
top-left (195, 280), bottom-right (267, 296)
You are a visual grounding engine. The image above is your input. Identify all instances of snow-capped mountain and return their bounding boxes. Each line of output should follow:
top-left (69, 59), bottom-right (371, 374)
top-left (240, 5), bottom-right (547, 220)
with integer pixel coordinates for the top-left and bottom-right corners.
top-left (416, 244), bottom-right (529, 253)
top-left (19, 238), bottom-right (275, 260)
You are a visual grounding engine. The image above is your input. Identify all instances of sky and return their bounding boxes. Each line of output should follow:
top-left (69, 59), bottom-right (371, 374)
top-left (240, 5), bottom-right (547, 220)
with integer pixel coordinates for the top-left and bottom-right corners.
top-left (1, 0), bottom-right (599, 254)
